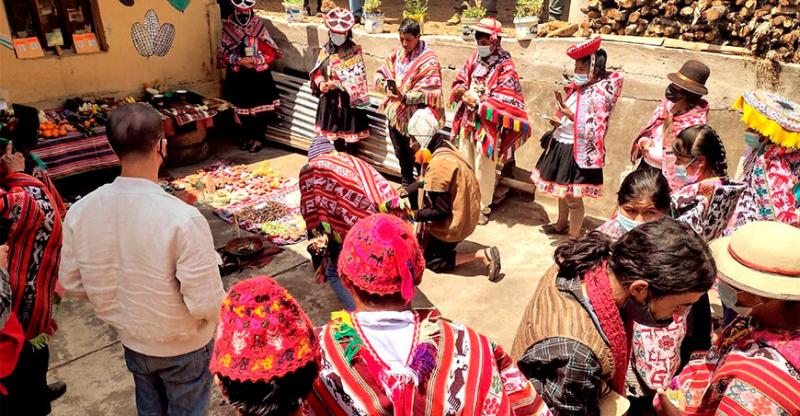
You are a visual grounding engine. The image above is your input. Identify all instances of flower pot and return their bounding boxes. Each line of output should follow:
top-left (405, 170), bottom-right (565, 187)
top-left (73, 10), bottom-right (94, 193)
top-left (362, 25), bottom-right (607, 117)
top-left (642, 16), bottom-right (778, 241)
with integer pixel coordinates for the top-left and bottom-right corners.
top-left (364, 12), bottom-right (384, 34)
top-left (514, 16), bottom-right (539, 40)
top-left (404, 13), bottom-right (425, 34)
top-left (461, 16), bottom-right (480, 41)
top-left (283, 2), bottom-right (305, 23)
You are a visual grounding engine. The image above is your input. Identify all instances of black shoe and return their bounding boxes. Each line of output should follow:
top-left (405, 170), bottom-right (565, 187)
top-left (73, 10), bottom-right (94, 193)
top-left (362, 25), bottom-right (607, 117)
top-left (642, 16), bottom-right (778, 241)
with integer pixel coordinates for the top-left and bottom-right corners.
top-left (48, 381), bottom-right (67, 402)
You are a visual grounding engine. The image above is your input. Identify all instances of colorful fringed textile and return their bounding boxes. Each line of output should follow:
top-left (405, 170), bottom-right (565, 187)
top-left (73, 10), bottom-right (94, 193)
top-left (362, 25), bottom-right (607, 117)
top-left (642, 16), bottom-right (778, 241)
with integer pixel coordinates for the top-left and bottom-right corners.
top-left (309, 309), bottom-right (549, 416)
top-left (725, 143), bottom-right (800, 234)
top-left (560, 72), bottom-right (624, 170)
top-left (733, 91), bottom-right (800, 149)
top-left (311, 43), bottom-right (370, 109)
top-left (672, 318), bottom-right (800, 415)
top-left (217, 14), bottom-right (282, 72)
top-left (631, 98), bottom-right (709, 190)
top-left (299, 153), bottom-right (401, 242)
top-left (450, 49), bottom-right (530, 161)
top-left (375, 42), bottom-right (445, 134)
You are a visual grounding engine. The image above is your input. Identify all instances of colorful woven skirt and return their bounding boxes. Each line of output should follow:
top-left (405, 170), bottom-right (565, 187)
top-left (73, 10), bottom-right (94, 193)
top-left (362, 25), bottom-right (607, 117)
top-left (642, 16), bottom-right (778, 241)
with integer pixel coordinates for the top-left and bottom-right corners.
top-left (531, 140), bottom-right (603, 199)
top-left (223, 67), bottom-right (280, 116)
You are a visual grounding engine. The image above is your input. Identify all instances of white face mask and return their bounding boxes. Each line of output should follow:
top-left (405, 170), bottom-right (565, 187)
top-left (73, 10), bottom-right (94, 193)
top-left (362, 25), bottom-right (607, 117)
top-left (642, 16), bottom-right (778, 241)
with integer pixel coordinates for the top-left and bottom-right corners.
top-left (718, 280), bottom-right (763, 317)
top-left (330, 33), bottom-right (347, 46)
top-left (477, 45), bottom-right (492, 58)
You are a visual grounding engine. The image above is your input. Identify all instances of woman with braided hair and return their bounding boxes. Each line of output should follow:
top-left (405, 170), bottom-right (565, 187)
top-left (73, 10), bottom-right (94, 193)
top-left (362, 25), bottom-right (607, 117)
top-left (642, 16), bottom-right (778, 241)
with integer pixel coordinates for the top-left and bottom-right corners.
top-left (670, 125), bottom-right (745, 241)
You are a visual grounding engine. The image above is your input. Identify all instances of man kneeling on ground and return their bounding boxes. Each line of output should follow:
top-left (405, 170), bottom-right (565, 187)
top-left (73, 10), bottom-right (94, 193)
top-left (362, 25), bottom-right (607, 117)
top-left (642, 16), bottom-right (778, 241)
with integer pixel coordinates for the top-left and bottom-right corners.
top-left (402, 108), bottom-right (502, 282)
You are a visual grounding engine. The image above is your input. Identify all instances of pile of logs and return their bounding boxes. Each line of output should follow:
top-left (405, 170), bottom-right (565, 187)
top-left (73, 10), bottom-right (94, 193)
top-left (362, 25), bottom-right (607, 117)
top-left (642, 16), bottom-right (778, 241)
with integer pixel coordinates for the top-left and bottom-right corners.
top-left (580, 0), bottom-right (800, 62)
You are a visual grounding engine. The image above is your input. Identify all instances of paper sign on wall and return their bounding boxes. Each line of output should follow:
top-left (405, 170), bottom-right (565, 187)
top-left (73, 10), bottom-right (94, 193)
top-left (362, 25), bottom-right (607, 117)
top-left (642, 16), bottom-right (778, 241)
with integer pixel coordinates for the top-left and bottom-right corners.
top-left (13, 37), bottom-right (45, 59)
top-left (73, 33), bottom-right (100, 53)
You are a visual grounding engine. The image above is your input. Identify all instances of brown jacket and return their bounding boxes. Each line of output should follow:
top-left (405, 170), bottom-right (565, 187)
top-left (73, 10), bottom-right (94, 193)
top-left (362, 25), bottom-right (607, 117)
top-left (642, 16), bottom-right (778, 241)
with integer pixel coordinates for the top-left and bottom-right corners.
top-left (423, 143), bottom-right (480, 242)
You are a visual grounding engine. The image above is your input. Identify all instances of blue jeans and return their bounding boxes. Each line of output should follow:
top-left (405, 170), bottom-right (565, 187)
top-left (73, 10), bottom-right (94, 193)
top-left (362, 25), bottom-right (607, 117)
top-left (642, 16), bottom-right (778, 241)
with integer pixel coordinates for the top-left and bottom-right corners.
top-left (123, 341), bottom-right (214, 416)
top-left (326, 243), bottom-right (355, 311)
top-left (349, 0), bottom-right (362, 18)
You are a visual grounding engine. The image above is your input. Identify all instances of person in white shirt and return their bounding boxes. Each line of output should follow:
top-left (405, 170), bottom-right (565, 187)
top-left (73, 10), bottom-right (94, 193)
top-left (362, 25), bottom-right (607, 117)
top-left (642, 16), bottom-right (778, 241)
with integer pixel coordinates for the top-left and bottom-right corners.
top-left (59, 103), bottom-right (225, 416)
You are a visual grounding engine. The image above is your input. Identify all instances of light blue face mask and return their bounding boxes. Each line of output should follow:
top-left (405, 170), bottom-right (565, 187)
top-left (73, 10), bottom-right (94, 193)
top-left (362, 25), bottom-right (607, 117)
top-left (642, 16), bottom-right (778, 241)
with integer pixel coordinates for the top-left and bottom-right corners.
top-left (616, 210), bottom-right (643, 232)
top-left (718, 280), bottom-right (755, 317)
top-left (674, 158), bottom-right (698, 185)
top-left (743, 132), bottom-right (760, 148)
top-left (574, 73), bottom-right (589, 86)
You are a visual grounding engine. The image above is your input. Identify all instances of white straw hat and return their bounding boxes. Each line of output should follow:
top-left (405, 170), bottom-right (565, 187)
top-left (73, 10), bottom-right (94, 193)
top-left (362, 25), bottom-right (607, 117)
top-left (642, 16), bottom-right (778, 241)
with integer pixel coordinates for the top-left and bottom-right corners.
top-left (709, 221), bottom-right (800, 300)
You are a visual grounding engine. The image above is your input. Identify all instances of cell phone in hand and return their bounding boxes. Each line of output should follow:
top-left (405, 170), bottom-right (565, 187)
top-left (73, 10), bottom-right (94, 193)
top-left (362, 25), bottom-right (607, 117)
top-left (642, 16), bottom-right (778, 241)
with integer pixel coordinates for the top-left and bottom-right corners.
top-left (554, 91), bottom-right (564, 105)
top-left (386, 79), bottom-right (399, 94)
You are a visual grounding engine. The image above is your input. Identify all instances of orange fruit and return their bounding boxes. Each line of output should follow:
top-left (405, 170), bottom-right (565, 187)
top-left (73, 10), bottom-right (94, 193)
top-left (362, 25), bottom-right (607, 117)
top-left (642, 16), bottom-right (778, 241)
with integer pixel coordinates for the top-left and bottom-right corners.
top-left (59, 128), bottom-right (67, 136)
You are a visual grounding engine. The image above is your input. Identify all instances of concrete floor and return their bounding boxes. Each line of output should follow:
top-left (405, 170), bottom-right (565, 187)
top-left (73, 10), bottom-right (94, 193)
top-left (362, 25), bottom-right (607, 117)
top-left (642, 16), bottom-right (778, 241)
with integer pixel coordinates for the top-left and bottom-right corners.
top-left (47, 138), bottom-right (603, 415)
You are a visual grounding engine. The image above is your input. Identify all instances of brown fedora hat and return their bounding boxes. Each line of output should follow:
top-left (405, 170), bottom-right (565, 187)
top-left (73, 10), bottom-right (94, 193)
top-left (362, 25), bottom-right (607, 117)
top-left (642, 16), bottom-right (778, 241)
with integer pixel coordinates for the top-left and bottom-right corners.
top-left (667, 60), bottom-right (710, 96)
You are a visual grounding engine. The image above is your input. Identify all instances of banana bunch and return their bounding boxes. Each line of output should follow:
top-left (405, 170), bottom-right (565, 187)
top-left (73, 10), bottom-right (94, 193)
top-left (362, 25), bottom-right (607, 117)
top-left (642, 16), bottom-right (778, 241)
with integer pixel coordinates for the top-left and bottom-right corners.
top-left (123, 96), bottom-right (137, 104)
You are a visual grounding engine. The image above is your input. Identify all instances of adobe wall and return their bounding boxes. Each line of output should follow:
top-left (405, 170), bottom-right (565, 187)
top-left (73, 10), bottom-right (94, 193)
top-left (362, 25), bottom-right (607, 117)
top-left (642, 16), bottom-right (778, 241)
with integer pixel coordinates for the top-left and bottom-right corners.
top-left (266, 15), bottom-right (800, 217)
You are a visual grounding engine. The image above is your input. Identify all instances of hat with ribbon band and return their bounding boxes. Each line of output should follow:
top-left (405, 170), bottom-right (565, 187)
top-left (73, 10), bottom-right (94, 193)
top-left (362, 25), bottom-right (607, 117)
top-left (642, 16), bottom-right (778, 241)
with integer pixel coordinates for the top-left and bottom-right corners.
top-left (230, 0), bottom-right (256, 10)
top-left (473, 17), bottom-right (503, 41)
top-left (667, 60), bottom-right (710, 96)
top-left (567, 37), bottom-right (601, 60)
top-left (710, 221), bottom-right (800, 300)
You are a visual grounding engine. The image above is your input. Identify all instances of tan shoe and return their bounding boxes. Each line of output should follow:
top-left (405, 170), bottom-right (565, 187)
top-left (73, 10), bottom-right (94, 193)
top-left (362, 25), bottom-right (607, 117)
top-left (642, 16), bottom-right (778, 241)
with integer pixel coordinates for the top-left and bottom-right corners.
top-left (446, 13), bottom-right (461, 26)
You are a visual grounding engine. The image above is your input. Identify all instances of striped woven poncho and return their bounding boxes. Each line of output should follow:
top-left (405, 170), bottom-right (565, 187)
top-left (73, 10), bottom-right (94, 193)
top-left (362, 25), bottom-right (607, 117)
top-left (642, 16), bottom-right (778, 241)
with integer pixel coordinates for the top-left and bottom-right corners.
top-left (299, 152), bottom-right (406, 243)
top-left (375, 42), bottom-right (445, 135)
top-left (451, 48), bottom-right (530, 161)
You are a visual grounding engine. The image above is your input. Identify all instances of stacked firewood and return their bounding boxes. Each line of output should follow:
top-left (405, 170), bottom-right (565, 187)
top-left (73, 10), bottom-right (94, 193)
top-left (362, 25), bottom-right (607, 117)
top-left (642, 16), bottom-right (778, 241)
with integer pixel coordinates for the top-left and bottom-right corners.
top-left (579, 0), bottom-right (800, 62)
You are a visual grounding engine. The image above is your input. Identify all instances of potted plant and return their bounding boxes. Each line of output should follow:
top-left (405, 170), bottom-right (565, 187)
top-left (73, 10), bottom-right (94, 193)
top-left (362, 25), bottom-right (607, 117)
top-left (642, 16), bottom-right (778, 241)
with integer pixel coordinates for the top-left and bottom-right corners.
top-left (403, 0), bottom-right (428, 34)
top-left (364, 0), bottom-right (384, 34)
top-left (461, 1), bottom-right (486, 41)
top-left (283, 0), bottom-right (305, 23)
top-left (514, 0), bottom-right (543, 40)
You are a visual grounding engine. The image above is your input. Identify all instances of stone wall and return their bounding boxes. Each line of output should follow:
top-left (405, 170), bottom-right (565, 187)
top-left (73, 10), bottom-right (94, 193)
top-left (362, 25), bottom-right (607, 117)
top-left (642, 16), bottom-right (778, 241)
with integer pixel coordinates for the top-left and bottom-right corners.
top-left (266, 16), bottom-right (800, 216)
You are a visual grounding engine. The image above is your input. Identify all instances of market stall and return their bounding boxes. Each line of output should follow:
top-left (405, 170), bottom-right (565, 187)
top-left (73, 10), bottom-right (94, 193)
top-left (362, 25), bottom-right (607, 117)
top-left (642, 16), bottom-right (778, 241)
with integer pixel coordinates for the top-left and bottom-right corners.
top-left (170, 160), bottom-right (306, 245)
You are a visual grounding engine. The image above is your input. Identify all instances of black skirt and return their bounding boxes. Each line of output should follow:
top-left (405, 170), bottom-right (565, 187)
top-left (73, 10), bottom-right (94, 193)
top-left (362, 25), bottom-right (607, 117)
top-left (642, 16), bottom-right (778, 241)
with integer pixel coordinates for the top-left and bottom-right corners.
top-left (315, 89), bottom-right (370, 142)
top-left (223, 67), bottom-right (280, 115)
top-left (531, 141), bottom-right (604, 199)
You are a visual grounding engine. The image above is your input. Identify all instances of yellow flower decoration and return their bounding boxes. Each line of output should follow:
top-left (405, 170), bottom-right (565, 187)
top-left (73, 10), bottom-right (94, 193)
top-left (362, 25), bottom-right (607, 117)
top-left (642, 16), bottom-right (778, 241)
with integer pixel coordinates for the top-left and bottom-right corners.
top-left (296, 338), bottom-right (311, 358)
top-left (251, 356), bottom-right (274, 372)
top-left (233, 305), bottom-right (245, 318)
top-left (270, 300), bottom-right (281, 312)
top-left (331, 310), bottom-right (353, 327)
top-left (253, 305), bottom-right (266, 318)
top-left (220, 353), bottom-right (232, 368)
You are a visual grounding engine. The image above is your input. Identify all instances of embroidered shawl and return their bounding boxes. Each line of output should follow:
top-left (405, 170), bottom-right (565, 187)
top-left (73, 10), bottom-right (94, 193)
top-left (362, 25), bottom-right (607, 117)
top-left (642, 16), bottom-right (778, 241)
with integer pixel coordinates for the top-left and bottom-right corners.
top-left (672, 178), bottom-right (746, 241)
top-left (450, 49), bottom-right (530, 161)
top-left (375, 42), bottom-right (445, 134)
top-left (631, 99), bottom-right (710, 190)
top-left (311, 42), bottom-right (370, 109)
top-left (217, 14), bottom-right (282, 72)
top-left (673, 318), bottom-right (800, 416)
top-left (725, 143), bottom-right (800, 235)
top-left (299, 153), bottom-right (400, 243)
top-left (309, 309), bottom-right (548, 416)
top-left (558, 72), bottom-right (624, 169)
top-left (0, 173), bottom-right (63, 340)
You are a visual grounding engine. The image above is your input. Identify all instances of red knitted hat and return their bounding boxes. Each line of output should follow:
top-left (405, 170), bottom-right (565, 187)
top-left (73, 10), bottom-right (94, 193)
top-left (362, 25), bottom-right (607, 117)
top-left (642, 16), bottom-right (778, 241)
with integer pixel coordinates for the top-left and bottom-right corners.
top-left (337, 214), bottom-right (426, 303)
top-left (325, 8), bottom-right (355, 35)
top-left (567, 37), bottom-right (601, 60)
top-left (210, 276), bottom-right (319, 383)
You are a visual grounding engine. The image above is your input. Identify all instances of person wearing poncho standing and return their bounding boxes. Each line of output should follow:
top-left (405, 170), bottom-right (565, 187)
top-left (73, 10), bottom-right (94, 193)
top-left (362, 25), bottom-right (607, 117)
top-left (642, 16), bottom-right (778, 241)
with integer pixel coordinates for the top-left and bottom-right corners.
top-left (210, 276), bottom-right (320, 416)
top-left (299, 137), bottom-right (408, 311)
top-left (308, 214), bottom-right (547, 415)
top-left (724, 90), bottom-right (800, 235)
top-left (630, 61), bottom-right (711, 191)
top-left (451, 18), bottom-right (530, 225)
top-left (310, 9), bottom-right (371, 153)
top-left (217, 0), bottom-right (282, 153)
top-left (375, 19), bottom-right (445, 187)
top-left (511, 218), bottom-right (716, 416)
top-left (531, 37), bottom-right (623, 238)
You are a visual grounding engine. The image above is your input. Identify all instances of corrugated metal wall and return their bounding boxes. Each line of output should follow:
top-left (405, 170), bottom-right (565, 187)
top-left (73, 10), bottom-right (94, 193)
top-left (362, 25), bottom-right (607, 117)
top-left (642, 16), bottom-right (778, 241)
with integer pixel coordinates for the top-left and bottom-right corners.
top-left (264, 72), bottom-right (454, 177)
